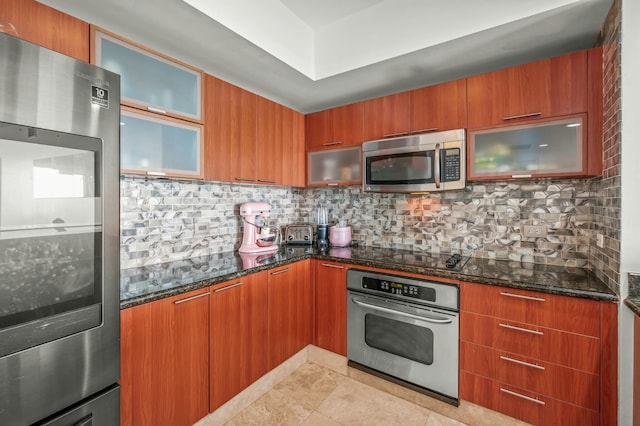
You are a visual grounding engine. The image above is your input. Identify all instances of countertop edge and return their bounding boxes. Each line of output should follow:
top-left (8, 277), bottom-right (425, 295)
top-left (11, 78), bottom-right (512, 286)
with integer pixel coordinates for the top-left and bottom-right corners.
top-left (624, 298), bottom-right (640, 316)
top-left (120, 253), bottom-right (618, 309)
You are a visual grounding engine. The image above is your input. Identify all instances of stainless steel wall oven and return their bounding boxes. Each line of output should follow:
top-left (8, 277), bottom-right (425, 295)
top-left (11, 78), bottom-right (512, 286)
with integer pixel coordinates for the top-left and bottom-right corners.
top-left (0, 33), bottom-right (120, 425)
top-left (347, 269), bottom-right (459, 405)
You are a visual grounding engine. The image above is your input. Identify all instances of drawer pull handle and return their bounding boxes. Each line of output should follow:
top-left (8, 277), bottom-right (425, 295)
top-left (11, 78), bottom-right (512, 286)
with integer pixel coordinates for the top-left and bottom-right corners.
top-left (321, 263), bottom-right (344, 269)
top-left (271, 268), bottom-right (291, 276)
top-left (502, 112), bottom-right (542, 121)
top-left (500, 388), bottom-right (545, 405)
top-left (323, 141), bottom-right (343, 146)
top-left (499, 323), bottom-right (544, 336)
top-left (214, 282), bottom-right (243, 293)
top-left (500, 355), bottom-right (545, 370)
top-left (383, 131), bottom-right (410, 138)
top-left (174, 292), bottom-right (210, 304)
top-left (500, 292), bottom-right (545, 302)
top-left (410, 128), bottom-right (438, 134)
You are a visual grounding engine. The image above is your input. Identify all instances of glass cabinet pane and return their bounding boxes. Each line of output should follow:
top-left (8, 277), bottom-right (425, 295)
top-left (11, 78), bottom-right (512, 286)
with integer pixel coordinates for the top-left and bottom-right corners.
top-left (121, 109), bottom-right (202, 177)
top-left (94, 30), bottom-right (202, 121)
top-left (308, 146), bottom-right (361, 185)
top-left (469, 116), bottom-right (584, 178)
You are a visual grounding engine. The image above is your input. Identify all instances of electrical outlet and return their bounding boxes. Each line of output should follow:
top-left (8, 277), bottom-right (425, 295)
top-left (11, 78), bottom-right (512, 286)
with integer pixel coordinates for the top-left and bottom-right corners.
top-left (522, 225), bottom-right (547, 238)
top-left (597, 233), bottom-right (604, 248)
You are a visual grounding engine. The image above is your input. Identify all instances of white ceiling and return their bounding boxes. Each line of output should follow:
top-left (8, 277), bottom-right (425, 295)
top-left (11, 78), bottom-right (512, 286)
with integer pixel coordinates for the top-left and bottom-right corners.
top-left (38, 0), bottom-right (612, 113)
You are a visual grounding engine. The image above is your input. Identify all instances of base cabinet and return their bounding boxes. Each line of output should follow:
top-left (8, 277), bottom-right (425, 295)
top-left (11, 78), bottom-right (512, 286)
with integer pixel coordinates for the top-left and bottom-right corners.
top-left (460, 281), bottom-right (617, 426)
top-left (210, 272), bottom-right (269, 411)
top-left (120, 289), bottom-right (210, 426)
top-left (267, 260), bottom-right (313, 370)
top-left (313, 260), bottom-right (347, 355)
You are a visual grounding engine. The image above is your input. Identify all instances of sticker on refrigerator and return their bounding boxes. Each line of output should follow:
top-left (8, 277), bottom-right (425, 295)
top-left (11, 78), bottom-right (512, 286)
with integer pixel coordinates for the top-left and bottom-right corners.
top-left (91, 86), bottom-right (109, 108)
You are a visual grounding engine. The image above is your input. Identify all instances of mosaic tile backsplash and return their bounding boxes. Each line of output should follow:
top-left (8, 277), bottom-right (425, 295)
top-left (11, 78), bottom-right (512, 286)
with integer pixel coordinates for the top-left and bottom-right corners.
top-left (120, 175), bottom-right (595, 270)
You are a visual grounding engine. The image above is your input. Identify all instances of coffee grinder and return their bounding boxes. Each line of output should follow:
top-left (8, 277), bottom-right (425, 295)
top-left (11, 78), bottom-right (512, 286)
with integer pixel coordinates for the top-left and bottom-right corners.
top-left (239, 201), bottom-right (279, 254)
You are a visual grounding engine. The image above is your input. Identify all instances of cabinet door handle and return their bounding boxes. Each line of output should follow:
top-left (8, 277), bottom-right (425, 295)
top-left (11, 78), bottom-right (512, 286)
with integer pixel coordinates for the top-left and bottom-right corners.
top-left (214, 281), bottom-right (243, 293)
top-left (511, 174), bottom-right (532, 179)
top-left (500, 355), bottom-right (545, 370)
top-left (147, 106), bottom-right (167, 114)
top-left (258, 179), bottom-right (277, 183)
top-left (500, 292), bottom-right (545, 302)
top-left (146, 171), bottom-right (167, 177)
top-left (410, 128), bottom-right (438, 134)
top-left (500, 388), bottom-right (545, 405)
top-left (271, 268), bottom-right (291, 275)
top-left (323, 141), bottom-right (343, 146)
top-left (321, 263), bottom-right (344, 269)
top-left (502, 112), bottom-right (542, 121)
top-left (499, 323), bottom-right (544, 336)
top-left (174, 292), bottom-right (210, 304)
top-left (383, 131), bottom-right (410, 138)
top-left (235, 177), bottom-right (257, 182)
top-left (327, 183), bottom-right (339, 186)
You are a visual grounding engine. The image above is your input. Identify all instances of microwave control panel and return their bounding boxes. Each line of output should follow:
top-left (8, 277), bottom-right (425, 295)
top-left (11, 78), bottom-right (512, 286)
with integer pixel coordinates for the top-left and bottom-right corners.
top-left (441, 148), bottom-right (461, 182)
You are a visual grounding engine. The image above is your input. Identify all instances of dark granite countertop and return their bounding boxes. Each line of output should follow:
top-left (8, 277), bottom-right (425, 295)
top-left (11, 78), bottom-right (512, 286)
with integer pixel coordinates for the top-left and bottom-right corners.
top-left (624, 273), bottom-right (640, 316)
top-left (120, 246), bottom-right (618, 309)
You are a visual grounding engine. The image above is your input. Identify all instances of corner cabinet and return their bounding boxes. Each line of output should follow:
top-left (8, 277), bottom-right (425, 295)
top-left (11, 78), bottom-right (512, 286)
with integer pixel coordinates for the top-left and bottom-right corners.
top-left (120, 289), bottom-right (210, 426)
top-left (459, 281), bottom-right (617, 426)
top-left (467, 48), bottom-right (603, 180)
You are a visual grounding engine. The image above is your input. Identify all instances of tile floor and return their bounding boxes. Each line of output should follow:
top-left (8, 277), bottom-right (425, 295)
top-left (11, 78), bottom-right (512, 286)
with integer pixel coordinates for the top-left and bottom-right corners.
top-left (201, 361), bottom-right (529, 426)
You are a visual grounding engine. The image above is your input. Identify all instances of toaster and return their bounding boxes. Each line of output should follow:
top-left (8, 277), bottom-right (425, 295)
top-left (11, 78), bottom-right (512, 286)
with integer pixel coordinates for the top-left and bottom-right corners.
top-left (284, 224), bottom-right (313, 245)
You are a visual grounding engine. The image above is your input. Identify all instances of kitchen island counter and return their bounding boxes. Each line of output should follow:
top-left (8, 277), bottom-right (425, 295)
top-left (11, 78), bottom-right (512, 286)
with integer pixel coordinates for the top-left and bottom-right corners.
top-left (121, 246), bottom-right (618, 308)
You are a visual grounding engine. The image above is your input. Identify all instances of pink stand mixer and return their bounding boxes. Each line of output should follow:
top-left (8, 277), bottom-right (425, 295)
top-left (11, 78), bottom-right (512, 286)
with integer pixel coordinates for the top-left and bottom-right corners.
top-left (239, 201), bottom-right (279, 254)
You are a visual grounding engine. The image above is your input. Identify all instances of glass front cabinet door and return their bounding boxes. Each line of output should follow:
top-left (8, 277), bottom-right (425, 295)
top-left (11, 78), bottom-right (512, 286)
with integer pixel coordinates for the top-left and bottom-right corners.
top-left (307, 146), bottom-right (361, 186)
top-left (468, 115), bottom-right (587, 180)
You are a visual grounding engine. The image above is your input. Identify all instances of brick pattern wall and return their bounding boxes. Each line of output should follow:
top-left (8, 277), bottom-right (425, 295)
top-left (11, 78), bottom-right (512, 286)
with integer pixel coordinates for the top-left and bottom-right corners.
top-left (590, 0), bottom-right (622, 294)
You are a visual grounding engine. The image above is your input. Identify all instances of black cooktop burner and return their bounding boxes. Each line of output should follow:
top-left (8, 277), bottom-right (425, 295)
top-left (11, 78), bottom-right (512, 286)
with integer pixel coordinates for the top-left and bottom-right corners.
top-left (388, 251), bottom-right (469, 272)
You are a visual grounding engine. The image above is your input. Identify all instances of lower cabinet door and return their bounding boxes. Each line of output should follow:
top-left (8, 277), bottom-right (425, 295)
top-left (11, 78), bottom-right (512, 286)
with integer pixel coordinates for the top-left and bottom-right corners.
top-left (313, 260), bottom-right (347, 355)
top-left (267, 260), bottom-right (312, 370)
top-left (120, 289), bottom-right (210, 426)
top-left (460, 371), bottom-right (599, 426)
top-left (210, 272), bottom-right (268, 411)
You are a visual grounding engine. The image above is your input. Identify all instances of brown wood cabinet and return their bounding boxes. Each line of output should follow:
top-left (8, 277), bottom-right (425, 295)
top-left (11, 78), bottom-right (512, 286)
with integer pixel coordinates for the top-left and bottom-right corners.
top-left (0, 0), bottom-right (89, 61)
top-left (460, 281), bottom-right (617, 426)
top-left (306, 102), bottom-right (364, 150)
top-left (362, 79), bottom-right (467, 141)
top-left (120, 289), bottom-right (210, 426)
top-left (267, 260), bottom-right (313, 369)
top-left (205, 74), bottom-right (305, 186)
top-left (313, 260), bottom-right (347, 356)
top-left (467, 50), bottom-right (588, 128)
top-left (210, 272), bottom-right (268, 411)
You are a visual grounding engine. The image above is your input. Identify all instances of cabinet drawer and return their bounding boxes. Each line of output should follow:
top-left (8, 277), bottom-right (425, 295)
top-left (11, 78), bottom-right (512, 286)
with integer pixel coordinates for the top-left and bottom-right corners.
top-left (460, 341), bottom-right (599, 410)
top-left (460, 371), bottom-right (599, 426)
top-left (461, 281), bottom-right (600, 337)
top-left (461, 312), bottom-right (599, 373)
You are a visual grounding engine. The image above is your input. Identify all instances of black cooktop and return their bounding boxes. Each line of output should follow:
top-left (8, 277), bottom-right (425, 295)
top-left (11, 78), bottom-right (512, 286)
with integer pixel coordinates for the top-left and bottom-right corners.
top-left (387, 251), bottom-right (469, 272)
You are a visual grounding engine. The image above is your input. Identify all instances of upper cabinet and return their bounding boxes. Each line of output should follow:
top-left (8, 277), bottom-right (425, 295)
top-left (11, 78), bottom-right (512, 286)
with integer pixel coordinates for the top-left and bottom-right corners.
top-left (306, 102), bottom-right (364, 151)
top-left (467, 48), bottom-right (602, 180)
top-left (362, 79), bottom-right (468, 141)
top-left (204, 75), bottom-right (305, 186)
top-left (92, 27), bottom-right (203, 123)
top-left (0, 0), bottom-right (89, 61)
top-left (467, 50), bottom-right (588, 128)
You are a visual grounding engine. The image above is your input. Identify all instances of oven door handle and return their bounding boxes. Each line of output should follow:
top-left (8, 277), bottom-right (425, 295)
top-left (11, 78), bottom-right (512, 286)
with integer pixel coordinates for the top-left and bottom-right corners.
top-left (351, 298), bottom-right (453, 324)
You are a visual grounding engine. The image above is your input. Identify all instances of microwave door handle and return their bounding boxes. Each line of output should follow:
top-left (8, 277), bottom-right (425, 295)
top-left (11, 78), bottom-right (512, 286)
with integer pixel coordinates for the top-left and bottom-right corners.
top-left (351, 298), bottom-right (453, 324)
top-left (434, 143), bottom-right (441, 189)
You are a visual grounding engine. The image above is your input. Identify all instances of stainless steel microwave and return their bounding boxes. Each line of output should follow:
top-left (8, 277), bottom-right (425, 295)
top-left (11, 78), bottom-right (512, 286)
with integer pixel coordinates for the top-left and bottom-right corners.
top-left (362, 130), bottom-right (466, 193)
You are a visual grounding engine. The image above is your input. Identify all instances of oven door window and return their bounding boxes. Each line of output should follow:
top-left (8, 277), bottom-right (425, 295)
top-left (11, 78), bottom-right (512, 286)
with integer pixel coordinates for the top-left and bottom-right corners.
top-left (0, 123), bottom-right (102, 357)
top-left (366, 151), bottom-right (435, 185)
top-left (364, 313), bottom-right (434, 365)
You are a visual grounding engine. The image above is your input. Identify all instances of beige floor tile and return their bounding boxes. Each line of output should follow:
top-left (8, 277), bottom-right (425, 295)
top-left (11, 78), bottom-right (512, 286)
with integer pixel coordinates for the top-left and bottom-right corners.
top-left (274, 362), bottom-right (346, 411)
top-left (301, 411), bottom-right (343, 426)
top-left (426, 412), bottom-right (468, 426)
top-left (317, 377), bottom-right (431, 426)
top-left (225, 389), bottom-right (312, 426)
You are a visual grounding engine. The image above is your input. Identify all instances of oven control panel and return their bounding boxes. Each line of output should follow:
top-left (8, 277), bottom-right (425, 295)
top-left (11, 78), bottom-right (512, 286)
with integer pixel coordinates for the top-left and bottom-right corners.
top-left (362, 277), bottom-right (435, 302)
